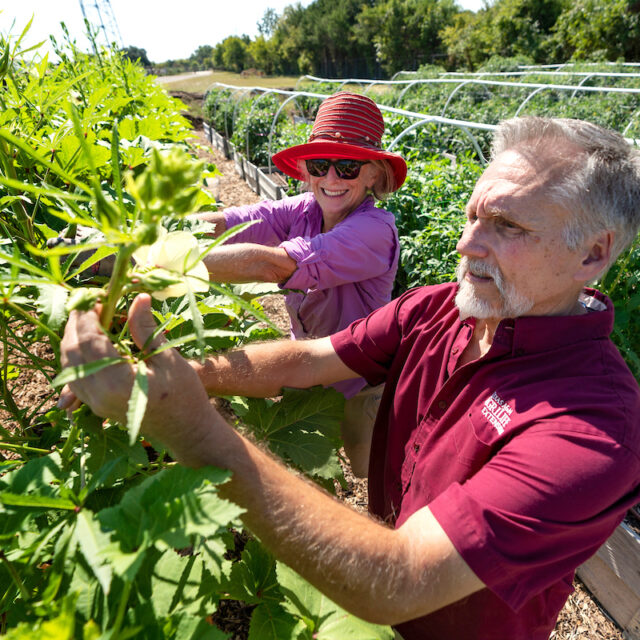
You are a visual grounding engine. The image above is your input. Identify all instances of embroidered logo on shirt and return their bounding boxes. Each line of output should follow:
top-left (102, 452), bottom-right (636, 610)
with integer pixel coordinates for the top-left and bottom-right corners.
top-left (482, 392), bottom-right (513, 434)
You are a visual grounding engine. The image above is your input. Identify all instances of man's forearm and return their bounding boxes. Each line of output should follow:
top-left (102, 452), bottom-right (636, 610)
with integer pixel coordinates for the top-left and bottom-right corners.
top-left (191, 337), bottom-right (357, 397)
top-left (193, 404), bottom-right (483, 625)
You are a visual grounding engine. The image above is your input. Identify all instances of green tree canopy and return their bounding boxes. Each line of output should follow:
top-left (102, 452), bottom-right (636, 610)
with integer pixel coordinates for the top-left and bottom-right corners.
top-left (122, 45), bottom-right (151, 67)
top-left (214, 36), bottom-right (251, 72)
top-left (159, 0), bottom-right (640, 76)
top-left (354, 0), bottom-right (458, 73)
top-left (547, 0), bottom-right (640, 61)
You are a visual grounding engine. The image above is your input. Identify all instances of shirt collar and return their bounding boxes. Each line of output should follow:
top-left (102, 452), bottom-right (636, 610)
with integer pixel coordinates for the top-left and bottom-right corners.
top-left (509, 288), bottom-right (614, 356)
top-left (460, 288), bottom-right (614, 358)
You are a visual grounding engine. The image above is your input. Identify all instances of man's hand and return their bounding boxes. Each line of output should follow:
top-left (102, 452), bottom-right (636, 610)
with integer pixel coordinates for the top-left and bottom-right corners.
top-left (60, 294), bottom-right (220, 466)
top-left (59, 297), bottom-right (485, 625)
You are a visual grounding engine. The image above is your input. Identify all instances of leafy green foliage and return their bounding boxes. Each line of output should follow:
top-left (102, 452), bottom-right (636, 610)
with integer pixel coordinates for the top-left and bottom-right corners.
top-left (385, 155), bottom-right (483, 292)
top-left (277, 563), bottom-right (395, 639)
top-left (203, 87), bottom-right (236, 138)
top-left (0, 22), bottom-right (386, 640)
top-left (223, 541), bottom-right (395, 640)
top-left (231, 386), bottom-right (346, 487)
top-left (167, 0), bottom-right (640, 78)
top-left (353, 0), bottom-right (459, 75)
top-left (230, 94), bottom-right (288, 166)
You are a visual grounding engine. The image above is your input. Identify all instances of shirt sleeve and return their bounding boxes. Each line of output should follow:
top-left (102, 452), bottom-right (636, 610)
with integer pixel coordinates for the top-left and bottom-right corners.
top-left (281, 210), bottom-right (398, 291)
top-left (330, 288), bottom-right (426, 386)
top-left (223, 196), bottom-right (303, 246)
top-left (429, 425), bottom-right (640, 611)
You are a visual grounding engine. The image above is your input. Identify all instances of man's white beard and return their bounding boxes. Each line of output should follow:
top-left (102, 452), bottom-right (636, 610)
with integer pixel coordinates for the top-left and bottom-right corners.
top-left (455, 257), bottom-right (534, 320)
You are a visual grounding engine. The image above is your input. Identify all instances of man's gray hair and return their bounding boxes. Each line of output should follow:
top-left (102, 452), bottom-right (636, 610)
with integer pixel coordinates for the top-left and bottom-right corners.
top-left (492, 116), bottom-right (640, 268)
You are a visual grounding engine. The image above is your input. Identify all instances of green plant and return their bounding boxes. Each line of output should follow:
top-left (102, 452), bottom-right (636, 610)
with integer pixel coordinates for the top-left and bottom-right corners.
top-left (0, 24), bottom-right (391, 639)
top-left (230, 93), bottom-right (288, 166)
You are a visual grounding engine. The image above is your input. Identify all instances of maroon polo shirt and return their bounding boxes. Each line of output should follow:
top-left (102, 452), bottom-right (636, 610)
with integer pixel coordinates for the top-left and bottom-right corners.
top-left (331, 283), bottom-right (640, 640)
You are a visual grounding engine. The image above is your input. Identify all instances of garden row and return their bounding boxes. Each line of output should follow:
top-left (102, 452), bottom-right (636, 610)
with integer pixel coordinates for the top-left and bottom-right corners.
top-left (202, 80), bottom-right (640, 638)
top-left (0, 27), bottom-right (387, 640)
top-left (202, 80), bottom-right (640, 379)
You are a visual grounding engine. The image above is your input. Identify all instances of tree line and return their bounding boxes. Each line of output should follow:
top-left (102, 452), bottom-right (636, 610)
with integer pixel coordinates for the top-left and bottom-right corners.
top-left (128, 0), bottom-right (640, 78)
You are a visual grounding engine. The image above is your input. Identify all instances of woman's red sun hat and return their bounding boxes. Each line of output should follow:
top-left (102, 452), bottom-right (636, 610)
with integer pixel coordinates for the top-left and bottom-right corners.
top-left (272, 92), bottom-right (407, 190)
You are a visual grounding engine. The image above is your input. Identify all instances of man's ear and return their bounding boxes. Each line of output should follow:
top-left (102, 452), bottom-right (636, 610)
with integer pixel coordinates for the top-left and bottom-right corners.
top-left (574, 231), bottom-right (613, 282)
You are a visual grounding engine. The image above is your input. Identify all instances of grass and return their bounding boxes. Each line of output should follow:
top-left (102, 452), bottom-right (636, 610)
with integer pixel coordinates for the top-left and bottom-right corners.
top-left (154, 70), bottom-right (304, 93)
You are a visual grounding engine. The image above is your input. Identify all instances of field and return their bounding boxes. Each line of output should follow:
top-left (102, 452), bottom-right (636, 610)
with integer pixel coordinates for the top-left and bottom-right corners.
top-left (0, 31), bottom-right (639, 639)
top-left (156, 69), bottom-right (302, 93)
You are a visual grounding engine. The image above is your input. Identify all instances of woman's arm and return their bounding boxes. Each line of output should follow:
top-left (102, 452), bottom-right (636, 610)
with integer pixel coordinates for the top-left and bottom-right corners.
top-left (203, 243), bottom-right (297, 284)
top-left (194, 211), bottom-right (297, 283)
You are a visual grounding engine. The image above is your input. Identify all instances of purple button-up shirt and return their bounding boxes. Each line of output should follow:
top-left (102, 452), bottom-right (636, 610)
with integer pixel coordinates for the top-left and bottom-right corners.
top-left (224, 192), bottom-right (399, 397)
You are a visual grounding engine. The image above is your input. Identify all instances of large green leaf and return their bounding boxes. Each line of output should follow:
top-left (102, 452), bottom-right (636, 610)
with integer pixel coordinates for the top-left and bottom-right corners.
top-left (226, 538), bottom-right (281, 605)
top-left (240, 387), bottom-right (344, 480)
top-left (248, 602), bottom-right (303, 640)
top-left (242, 387), bottom-right (343, 443)
top-left (150, 549), bottom-right (207, 618)
top-left (35, 284), bottom-right (69, 332)
top-left (0, 453), bottom-right (68, 537)
top-left (97, 465), bottom-right (242, 553)
top-left (172, 615), bottom-right (230, 640)
top-left (0, 492), bottom-right (76, 510)
top-left (277, 563), bottom-right (394, 640)
top-left (73, 509), bottom-right (113, 595)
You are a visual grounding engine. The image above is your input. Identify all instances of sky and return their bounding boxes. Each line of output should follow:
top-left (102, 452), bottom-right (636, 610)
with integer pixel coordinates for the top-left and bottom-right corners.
top-left (1, 0), bottom-right (485, 64)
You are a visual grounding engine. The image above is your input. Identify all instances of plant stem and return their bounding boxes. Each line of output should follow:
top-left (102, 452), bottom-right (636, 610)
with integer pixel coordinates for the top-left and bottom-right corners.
top-left (100, 245), bottom-right (135, 330)
top-left (0, 317), bottom-right (29, 433)
top-left (0, 550), bottom-right (31, 601)
top-left (0, 138), bottom-right (38, 246)
top-left (110, 579), bottom-right (132, 637)
top-left (0, 442), bottom-right (51, 454)
top-left (79, 428), bottom-right (86, 490)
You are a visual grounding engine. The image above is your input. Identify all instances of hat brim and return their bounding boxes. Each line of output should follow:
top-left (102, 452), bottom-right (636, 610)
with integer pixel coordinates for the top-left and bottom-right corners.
top-left (272, 141), bottom-right (407, 190)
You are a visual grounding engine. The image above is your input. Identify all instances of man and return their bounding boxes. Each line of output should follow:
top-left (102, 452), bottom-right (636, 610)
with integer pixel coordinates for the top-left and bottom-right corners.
top-left (59, 116), bottom-right (640, 639)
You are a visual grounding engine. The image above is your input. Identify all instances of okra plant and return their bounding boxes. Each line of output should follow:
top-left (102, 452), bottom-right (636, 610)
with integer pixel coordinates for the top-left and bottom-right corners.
top-left (0, 22), bottom-right (389, 640)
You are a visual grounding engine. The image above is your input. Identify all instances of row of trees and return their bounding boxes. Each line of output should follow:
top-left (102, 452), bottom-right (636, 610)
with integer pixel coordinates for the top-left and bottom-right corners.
top-left (150, 0), bottom-right (640, 78)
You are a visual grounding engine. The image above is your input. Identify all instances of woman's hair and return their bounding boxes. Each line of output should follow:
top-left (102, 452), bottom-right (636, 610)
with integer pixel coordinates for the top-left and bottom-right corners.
top-left (296, 158), bottom-right (397, 200)
top-left (492, 116), bottom-right (640, 268)
top-left (369, 159), bottom-right (397, 199)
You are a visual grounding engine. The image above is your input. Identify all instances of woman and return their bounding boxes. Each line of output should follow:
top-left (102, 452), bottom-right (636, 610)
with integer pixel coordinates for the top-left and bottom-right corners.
top-left (196, 91), bottom-right (407, 477)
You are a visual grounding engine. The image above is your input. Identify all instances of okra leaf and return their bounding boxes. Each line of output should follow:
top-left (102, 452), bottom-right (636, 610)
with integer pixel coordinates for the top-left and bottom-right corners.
top-left (126, 358), bottom-right (148, 445)
top-left (277, 562), bottom-right (394, 639)
top-left (248, 602), bottom-right (302, 640)
top-left (73, 509), bottom-right (113, 594)
top-left (226, 539), bottom-right (282, 605)
top-left (35, 283), bottom-right (69, 333)
top-left (52, 357), bottom-right (124, 388)
top-left (0, 492), bottom-right (76, 510)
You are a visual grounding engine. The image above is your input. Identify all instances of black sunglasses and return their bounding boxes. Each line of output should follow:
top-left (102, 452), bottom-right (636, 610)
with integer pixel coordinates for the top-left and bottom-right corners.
top-left (305, 158), bottom-right (369, 180)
